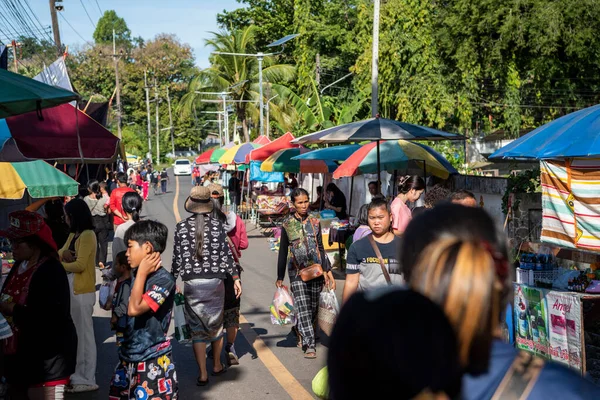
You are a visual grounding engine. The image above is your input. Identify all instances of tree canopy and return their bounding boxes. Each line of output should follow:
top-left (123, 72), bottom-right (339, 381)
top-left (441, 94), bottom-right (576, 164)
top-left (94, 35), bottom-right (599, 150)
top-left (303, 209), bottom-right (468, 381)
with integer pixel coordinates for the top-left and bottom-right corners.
top-left (93, 10), bottom-right (132, 47)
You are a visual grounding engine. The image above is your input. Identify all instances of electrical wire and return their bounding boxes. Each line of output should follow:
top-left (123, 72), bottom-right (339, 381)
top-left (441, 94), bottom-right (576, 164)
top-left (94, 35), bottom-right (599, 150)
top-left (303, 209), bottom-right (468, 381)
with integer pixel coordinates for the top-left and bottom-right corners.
top-left (59, 12), bottom-right (90, 44)
top-left (79, 0), bottom-right (96, 29)
top-left (94, 0), bottom-right (102, 15)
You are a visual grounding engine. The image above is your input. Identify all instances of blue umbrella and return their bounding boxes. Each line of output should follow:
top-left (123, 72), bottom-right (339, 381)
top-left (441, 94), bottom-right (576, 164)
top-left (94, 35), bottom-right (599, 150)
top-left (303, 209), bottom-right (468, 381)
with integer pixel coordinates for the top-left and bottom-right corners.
top-left (490, 104), bottom-right (600, 159)
top-left (291, 144), bottom-right (361, 161)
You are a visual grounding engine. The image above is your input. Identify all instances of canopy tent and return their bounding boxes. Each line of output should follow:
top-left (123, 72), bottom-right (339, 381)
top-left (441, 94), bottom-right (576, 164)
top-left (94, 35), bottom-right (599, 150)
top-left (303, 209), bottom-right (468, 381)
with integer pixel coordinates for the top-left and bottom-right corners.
top-left (210, 142), bottom-right (236, 163)
top-left (249, 161), bottom-right (284, 182)
top-left (261, 148), bottom-right (338, 173)
top-left (246, 132), bottom-right (296, 163)
top-left (291, 144), bottom-right (360, 162)
top-left (195, 148), bottom-right (216, 164)
top-left (333, 140), bottom-right (458, 179)
top-left (0, 103), bottom-right (120, 163)
top-left (219, 142), bottom-right (261, 165)
top-left (0, 160), bottom-right (79, 199)
top-left (253, 135), bottom-right (272, 145)
top-left (490, 104), bottom-right (600, 160)
top-left (0, 68), bottom-right (79, 119)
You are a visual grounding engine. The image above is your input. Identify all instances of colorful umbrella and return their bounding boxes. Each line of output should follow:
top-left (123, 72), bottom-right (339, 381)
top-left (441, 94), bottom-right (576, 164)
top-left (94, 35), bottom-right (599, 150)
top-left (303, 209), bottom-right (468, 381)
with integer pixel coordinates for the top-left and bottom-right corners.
top-left (195, 148), bottom-right (216, 164)
top-left (247, 132), bottom-right (296, 163)
top-left (490, 104), bottom-right (600, 160)
top-left (0, 68), bottom-right (79, 119)
top-left (253, 135), bottom-right (272, 145)
top-left (219, 143), bottom-right (261, 165)
top-left (333, 140), bottom-right (458, 179)
top-left (0, 103), bottom-right (119, 163)
top-left (210, 142), bottom-right (236, 163)
top-left (0, 160), bottom-right (79, 199)
top-left (261, 148), bottom-right (338, 173)
top-left (291, 144), bottom-right (361, 162)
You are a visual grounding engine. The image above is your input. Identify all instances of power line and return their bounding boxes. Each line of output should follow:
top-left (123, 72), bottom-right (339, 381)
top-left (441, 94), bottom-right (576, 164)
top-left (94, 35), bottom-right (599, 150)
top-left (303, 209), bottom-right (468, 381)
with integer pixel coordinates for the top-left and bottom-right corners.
top-left (94, 0), bottom-right (102, 15)
top-left (79, 0), bottom-right (96, 29)
top-left (59, 13), bottom-right (89, 44)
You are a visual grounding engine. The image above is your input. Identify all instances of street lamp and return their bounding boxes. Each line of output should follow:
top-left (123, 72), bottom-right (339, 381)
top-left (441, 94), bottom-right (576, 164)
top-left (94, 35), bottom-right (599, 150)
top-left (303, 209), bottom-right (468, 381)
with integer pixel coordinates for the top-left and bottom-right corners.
top-left (195, 91), bottom-right (231, 144)
top-left (212, 33), bottom-right (298, 138)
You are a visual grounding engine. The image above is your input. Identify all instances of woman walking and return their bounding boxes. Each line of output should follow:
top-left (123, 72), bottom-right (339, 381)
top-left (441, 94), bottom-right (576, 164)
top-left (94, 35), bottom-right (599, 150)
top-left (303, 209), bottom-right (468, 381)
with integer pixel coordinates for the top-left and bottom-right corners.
top-left (172, 186), bottom-right (242, 386)
top-left (390, 175), bottom-right (425, 235)
top-left (342, 198), bottom-right (402, 303)
top-left (83, 180), bottom-right (110, 267)
top-left (59, 199), bottom-right (98, 393)
top-left (276, 188), bottom-right (335, 359)
top-left (0, 211), bottom-right (77, 399)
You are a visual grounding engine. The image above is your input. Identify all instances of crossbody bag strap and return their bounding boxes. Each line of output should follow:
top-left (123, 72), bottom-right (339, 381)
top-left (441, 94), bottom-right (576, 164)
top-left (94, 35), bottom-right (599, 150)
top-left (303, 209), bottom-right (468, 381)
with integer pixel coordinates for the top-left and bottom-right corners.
top-left (367, 234), bottom-right (391, 284)
top-left (491, 351), bottom-right (544, 400)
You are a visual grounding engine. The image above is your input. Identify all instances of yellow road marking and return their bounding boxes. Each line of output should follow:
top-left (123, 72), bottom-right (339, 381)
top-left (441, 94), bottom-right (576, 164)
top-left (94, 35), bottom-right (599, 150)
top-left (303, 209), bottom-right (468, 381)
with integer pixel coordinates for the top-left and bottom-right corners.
top-left (172, 176), bottom-right (313, 400)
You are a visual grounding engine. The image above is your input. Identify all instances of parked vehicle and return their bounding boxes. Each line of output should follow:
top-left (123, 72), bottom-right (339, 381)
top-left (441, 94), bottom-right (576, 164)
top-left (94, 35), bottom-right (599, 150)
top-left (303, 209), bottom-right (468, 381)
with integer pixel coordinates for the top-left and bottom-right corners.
top-left (173, 159), bottom-right (192, 175)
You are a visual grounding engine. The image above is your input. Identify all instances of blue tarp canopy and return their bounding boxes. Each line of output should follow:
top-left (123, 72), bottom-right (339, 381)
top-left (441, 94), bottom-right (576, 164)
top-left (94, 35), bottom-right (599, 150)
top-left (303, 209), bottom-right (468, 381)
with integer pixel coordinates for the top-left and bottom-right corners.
top-left (249, 161), bottom-right (284, 182)
top-left (490, 104), bottom-right (600, 160)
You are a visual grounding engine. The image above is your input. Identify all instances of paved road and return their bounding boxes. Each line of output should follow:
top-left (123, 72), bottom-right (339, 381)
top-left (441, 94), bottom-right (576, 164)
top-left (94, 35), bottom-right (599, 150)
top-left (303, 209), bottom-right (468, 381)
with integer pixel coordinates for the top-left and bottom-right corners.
top-left (69, 171), bottom-right (343, 399)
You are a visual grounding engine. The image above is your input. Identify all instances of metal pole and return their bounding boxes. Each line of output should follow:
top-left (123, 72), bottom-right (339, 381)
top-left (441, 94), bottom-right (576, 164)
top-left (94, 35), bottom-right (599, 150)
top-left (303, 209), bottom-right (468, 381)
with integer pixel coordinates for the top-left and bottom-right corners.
top-left (166, 86), bottom-right (175, 156)
top-left (154, 76), bottom-right (160, 163)
top-left (144, 71), bottom-right (152, 163)
top-left (113, 29), bottom-right (122, 139)
top-left (217, 113), bottom-right (222, 146)
top-left (349, 176), bottom-right (354, 217)
top-left (222, 93), bottom-right (228, 144)
top-left (371, 0), bottom-right (380, 117)
top-left (258, 53), bottom-right (264, 138)
top-left (377, 140), bottom-right (381, 191)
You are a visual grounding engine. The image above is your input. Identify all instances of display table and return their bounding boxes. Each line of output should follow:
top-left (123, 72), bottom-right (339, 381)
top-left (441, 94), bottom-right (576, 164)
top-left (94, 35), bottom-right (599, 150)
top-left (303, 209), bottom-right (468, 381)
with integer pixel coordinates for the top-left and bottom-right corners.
top-left (514, 283), bottom-right (600, 381)
top-left (256, 195), bottom-right (289, 231)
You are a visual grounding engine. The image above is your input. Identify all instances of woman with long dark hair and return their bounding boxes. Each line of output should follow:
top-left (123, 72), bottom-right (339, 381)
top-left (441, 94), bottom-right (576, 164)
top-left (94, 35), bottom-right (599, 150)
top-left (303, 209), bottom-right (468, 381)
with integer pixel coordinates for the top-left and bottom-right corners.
top-left (390, 175), bottom-right (425, 235)
top-left (324, 183), bottom-right (348, 219)
top-left (172, 186), bottom-right (241, 386)
top-left (276, 188), bottom-right (335, 359)
top-left (59, 199), bottom-right (98, 393)
top-left (0, 211), bottom-right (77, 398)
top-left (84, 180), bottom-right (110, 267)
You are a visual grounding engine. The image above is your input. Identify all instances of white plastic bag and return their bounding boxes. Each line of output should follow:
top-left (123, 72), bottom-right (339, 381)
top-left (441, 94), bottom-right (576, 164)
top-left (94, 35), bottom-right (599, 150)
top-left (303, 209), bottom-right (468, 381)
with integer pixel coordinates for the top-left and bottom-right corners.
top-left (318, 288), bottom-right (340, 336)
top-left (99, 279), bottom-right (116, 311)
top-left (173, 293), bottom-right (191, 343)
top-left (270, 286), bottom-right (296, 325)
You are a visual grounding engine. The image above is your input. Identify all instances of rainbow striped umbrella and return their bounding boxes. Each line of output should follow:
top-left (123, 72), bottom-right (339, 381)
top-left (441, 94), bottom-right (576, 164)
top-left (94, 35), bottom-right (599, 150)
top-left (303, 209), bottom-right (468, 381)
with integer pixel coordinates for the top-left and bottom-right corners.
top-left (219, 143), bottom-right (262, 165)
top-left (209, 142), bottom-right (236, 163)
top-left (333, 140), bottom-right (457, 179)
top-left (261, 148), bottom-right (338, 173)
top-left (0, 160), bottom-right (79, 199)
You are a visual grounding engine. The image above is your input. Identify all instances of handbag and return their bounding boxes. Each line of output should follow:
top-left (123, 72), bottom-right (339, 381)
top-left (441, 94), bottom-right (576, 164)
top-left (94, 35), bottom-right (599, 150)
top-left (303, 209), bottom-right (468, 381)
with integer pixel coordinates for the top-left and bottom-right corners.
top-left (368, 234), bottom-right (392, 285)
top-left (290, 218), bottom-right (324, 282)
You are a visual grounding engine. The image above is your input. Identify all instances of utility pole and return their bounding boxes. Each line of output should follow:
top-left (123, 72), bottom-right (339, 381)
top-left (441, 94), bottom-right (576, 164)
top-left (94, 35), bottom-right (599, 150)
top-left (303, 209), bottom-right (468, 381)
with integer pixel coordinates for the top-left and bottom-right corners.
top-left (8, 41), bottom-right (19, 72)
top-left (316, 53), bottom-right (321, 88)
top-left (371, 0), bottom-right (380, 117)
top-left (221, 92), bottom-right (228, 144)
top-left (144, 71), bottom-right (153, 163)
top-left (49, 0), bottom-right (62, 56)
top-left (166, 86), bottom-right (175, 156)
top-left (113, 29), bottom-right (122, 139)
top-left (154, 76), bottom-right (160, 163)
top-left (257, 53), bottom-right (264, 138)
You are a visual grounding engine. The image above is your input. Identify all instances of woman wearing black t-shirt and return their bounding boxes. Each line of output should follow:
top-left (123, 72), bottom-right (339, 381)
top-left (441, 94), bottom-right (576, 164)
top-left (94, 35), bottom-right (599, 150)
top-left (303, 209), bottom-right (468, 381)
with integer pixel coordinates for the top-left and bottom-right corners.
top-left (324, 183), bottom-right (348, 219)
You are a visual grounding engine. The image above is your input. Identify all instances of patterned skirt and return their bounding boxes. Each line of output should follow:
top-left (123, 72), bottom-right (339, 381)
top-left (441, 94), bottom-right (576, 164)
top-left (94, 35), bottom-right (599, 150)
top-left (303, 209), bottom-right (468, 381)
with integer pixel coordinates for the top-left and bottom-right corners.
top-left (183, 278), bottom-right (225, 343)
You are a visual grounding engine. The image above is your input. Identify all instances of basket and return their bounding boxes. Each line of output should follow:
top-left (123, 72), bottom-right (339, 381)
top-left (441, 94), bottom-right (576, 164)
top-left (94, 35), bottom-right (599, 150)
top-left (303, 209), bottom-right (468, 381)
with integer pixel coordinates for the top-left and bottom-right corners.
top-left (516, 268), bottom-right (559, 286)
top-left (318, 308), bottom-right (337, 336)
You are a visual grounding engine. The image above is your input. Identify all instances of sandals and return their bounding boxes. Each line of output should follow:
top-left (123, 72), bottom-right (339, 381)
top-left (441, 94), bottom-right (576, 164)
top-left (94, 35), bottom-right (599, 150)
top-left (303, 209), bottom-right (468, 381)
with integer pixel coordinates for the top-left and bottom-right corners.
top-left (304, 347), bottom-right (317, 359)
top-left (197, 377), bottom-right (209, 386)
top-left (211, 366), bottom-right (228, 376)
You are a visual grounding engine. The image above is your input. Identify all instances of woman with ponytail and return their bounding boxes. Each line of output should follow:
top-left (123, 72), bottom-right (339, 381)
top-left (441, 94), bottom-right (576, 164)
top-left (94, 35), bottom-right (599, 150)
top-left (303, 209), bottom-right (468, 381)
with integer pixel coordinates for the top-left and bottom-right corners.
top-left (172, 186), bottom-right (241, 386)
top-left (84, 180), bottom-right (110, 267)
top-left (390, 175), bottom-right (425, 235)
top-left (110, 192), bottom-right (143, 269)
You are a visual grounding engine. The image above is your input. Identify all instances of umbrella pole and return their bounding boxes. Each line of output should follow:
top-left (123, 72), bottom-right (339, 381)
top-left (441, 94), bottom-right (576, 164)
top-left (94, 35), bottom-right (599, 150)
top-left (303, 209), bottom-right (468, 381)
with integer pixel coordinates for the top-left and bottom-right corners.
top-left (422, 159), bottom-right (427, 190)
top-left (349, 176), bottom-right (354, 217)
top-left (377, 140), bottom-right (381, 192)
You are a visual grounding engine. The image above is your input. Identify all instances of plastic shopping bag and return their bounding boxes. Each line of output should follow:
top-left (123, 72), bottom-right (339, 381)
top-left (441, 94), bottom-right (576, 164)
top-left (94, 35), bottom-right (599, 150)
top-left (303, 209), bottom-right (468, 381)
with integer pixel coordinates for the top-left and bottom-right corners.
top-left (173, 293), bottom-right (191, 343)
top-left (270, 286), bottom-right (296, 325)
top-left (312, 366), bottom-right (329, 399)
top-left (318, 288), bottom-right (340, 336)
top-left (99, 279), bottom-right (116, 311)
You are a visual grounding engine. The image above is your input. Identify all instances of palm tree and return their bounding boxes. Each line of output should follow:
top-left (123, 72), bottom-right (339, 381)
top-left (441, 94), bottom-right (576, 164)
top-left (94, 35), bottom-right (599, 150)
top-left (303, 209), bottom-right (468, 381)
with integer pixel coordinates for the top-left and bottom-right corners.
top-left (180, 26), bottom-right (297, 142)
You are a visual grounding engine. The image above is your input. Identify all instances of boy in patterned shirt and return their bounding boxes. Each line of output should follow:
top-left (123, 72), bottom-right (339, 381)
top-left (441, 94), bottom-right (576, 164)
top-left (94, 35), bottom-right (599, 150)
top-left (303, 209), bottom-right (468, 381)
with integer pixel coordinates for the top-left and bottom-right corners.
top-left (109, 220), bottom-right (178, 400)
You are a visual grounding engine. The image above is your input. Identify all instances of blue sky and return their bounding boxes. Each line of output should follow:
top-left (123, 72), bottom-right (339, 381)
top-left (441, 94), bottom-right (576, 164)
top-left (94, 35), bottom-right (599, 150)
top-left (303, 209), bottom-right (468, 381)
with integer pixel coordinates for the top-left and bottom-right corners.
top-left (27, 0), bottom-right (242, 68)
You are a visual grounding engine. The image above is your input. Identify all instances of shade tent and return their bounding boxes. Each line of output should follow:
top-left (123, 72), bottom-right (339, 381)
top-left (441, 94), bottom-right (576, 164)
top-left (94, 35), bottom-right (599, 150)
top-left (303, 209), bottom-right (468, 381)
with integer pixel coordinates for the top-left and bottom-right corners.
top-left (246, 132), bottom-right (296, 163)
top-left (490, 104), bottom-right (600, 160)
top-left (219, 142), bottom-right (261, 165)
top-left (0, 68), bottom-right (79, 119)
top-left (0, 103), bottom-right (120, 163)
top-left (0, 160), bottom-right (79, 199)
top-left (291, 144), bottom-right (361, 162)
top-left (253, 135), bottom-right (272, 145)
top-left (210, 142), bottom-right (236, 163)
top-left (261, 147), bottom-right (338, 173)
top-left (195, 148), bottom-right (216, 164)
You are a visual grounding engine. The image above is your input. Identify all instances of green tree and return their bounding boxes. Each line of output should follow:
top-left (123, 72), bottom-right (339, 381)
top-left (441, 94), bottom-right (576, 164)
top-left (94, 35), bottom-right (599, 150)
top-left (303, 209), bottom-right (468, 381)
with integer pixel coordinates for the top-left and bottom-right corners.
top-left (93, 10), bottom-right (132, 47)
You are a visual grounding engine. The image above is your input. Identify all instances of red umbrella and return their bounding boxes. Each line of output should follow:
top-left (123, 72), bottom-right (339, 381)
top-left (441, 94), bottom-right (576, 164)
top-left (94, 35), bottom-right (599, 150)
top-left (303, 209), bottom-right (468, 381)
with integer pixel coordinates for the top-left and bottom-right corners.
top-left (195, 148), bottom-right (216, 164)
top-left (253, 135), bottom-right (271, 145)
top-left (246, 132), bottom-right (297, 163)
top-left (0, 103), bottom-right (119, 163)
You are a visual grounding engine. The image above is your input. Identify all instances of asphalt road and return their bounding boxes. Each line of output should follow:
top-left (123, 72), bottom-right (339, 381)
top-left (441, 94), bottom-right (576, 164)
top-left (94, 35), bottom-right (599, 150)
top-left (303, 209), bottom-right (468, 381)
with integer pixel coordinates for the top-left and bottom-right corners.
top-left (68, 171), bottom-right (344, 400)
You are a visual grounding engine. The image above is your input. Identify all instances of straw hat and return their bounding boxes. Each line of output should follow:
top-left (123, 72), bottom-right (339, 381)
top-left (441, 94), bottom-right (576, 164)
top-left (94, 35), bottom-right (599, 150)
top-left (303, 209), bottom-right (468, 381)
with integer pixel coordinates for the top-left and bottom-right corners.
top-left (207, 183), bottom-right (224, 198)
top-left (185, 186), bottom-right (214, 214)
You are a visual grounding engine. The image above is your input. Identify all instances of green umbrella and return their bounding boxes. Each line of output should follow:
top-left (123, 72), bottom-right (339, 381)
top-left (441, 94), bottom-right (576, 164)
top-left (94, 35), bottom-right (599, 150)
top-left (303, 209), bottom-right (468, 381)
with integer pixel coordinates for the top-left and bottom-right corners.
top-left (0, 160), bottom-right (79, 199)
top-left (209, 142), bottom-right (236, 163)
top-left (0, 68), bottom-right (79, 119)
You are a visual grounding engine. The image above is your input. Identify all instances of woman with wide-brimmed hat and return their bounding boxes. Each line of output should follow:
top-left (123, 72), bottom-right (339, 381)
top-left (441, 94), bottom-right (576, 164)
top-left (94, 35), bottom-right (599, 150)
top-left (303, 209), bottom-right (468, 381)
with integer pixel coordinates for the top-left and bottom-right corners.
top-left (171, 186), bottom-right (242, 386)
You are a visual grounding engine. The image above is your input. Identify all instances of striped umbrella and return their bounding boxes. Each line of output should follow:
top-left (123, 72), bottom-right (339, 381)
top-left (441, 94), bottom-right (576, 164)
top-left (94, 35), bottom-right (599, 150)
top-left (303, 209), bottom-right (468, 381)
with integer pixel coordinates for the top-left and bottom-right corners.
top-left (333, 140), bottom-right (458, 179)
top-left (209, 142), bottom-right (236, 163)
top-left (195, 148), bottom-right (216, 164)
top-left (0, 160), bottom-right (79, 199)
top-left (261, 148), bottom-right (338, 173)
top-left (219, 143), bottom-right (262, 165)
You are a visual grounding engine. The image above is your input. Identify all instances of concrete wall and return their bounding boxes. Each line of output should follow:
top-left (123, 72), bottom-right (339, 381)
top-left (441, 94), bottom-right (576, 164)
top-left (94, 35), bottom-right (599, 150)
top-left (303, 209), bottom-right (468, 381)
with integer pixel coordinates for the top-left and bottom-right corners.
top-left (508, 193), bottom-right (543, 244)
top-left (452, 175), bottom-right (507, 228)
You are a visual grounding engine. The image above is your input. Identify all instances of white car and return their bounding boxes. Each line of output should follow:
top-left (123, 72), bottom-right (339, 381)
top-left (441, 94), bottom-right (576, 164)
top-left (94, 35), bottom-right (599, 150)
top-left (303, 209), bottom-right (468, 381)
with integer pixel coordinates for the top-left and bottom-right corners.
top-left (173, 159), bottom-right (192, 175)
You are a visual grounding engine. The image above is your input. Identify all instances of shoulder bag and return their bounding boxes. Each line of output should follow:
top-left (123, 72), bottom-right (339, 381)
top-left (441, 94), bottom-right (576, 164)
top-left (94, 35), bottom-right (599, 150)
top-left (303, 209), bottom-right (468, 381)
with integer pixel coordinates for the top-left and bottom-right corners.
top-left (368, 234), bottom-right (392, 285)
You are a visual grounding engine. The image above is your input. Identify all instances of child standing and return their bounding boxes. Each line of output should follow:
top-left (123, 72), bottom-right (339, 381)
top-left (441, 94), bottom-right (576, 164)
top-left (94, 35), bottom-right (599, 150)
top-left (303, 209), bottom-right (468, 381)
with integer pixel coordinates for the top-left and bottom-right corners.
top-left (109, 220), bottom-right (178, 400)
top-left (142, 173), bottom-right (150, 201)
top-left (111, 251), bottom-right (131, 347)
